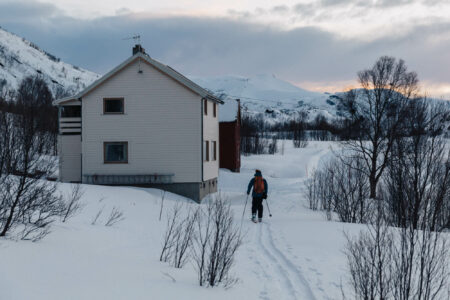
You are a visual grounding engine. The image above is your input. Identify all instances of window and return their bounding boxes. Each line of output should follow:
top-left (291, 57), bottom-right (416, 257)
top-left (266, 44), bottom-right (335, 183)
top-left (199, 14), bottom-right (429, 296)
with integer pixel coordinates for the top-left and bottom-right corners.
top-left (104, 142), bottom-right (128, 163)
top-left (212, 141), bottom-right (217, 161)
top-left (103, 98), bottom-right (124, 114)
top-left (204, 99), bottom-right (208, 115)
top-left (60, 106), bottom-right (81, 118)
top-left (203, 141), bottom-right (209, 161)
top-left (213, 103), bottom-right (217, 117)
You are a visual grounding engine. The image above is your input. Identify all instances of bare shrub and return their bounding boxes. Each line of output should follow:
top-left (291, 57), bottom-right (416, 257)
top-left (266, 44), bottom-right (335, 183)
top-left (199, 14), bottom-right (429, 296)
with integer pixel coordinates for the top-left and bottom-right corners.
top-left (305, 155), bottom-right (370, 223)
top-left (268, 137), bottom-right (278, 154)
top-left (159, 203), bottom-right (198, 268)
top-left (305, 167), bottom-right (332, 212)
top-left (193, 194), bottom-right (243, 287)
top-left (192, 201), bottom-right (213, 286)
top-left (171, 208), bottom-right (198, 268)
top-left (61, 184), bottom-right (85, 223)
top-left (160, 203), bottom-right (182, 263)
top-left (241, 134), bottom-right (268, 155)
top-left (345, 210), bottom-right (395, 300)
top-left (91, 206), bottom-right (104, 225)
top-left (104, 207), bottom-right (125, 226)
top-left (16, 180), bottom-right (64, 241)
top-left (345, 208), bottom-right (449, 300)
top-left (159, 190), bottom-right (166, 221)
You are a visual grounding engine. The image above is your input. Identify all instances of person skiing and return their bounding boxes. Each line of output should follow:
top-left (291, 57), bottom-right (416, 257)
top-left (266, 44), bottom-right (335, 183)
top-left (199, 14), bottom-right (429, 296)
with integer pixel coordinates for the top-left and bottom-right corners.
top-left (246, 169), bottom-right (268, 223)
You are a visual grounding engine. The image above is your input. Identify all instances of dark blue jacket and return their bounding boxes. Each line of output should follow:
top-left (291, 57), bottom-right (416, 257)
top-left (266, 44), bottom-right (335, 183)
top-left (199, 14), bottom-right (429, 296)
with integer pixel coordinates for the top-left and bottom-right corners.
top-left (247, 171), bottom-right (268, 198)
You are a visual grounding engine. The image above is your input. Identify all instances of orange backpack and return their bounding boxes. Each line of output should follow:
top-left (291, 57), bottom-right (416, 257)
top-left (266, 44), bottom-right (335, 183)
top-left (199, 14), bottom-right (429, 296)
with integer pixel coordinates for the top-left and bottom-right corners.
top-left (254, 176), bottom-right (265, 194)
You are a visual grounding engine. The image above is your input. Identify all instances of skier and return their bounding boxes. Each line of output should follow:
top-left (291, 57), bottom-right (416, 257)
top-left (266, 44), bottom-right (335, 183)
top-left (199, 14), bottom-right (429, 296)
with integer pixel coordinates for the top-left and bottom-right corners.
top-left (246, 169), bottom-right (268, 223)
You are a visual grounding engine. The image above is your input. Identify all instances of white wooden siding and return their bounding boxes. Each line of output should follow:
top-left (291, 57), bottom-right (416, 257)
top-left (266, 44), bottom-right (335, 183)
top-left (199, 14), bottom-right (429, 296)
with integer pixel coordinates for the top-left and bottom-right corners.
top-left (203, 99), bottom-right (219, 181)
top-left (58, 135), bottom-right (81, 182)
top-left (81, 59), bottom-right (202, 183)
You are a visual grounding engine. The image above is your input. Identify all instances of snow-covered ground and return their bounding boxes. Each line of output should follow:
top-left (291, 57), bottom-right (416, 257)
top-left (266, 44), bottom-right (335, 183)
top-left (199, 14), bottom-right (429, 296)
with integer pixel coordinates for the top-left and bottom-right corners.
top-left (0, 142), bottom-right (365, 300)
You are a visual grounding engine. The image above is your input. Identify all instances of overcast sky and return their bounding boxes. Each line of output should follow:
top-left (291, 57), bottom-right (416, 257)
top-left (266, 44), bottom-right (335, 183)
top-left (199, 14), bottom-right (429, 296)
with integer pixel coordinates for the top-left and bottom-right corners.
top-left (1, 0), bottom-right (450, 97)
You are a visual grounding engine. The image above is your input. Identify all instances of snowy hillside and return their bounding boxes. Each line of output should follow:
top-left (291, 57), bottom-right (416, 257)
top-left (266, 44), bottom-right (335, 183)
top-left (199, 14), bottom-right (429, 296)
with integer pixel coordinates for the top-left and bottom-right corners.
top-left (0, 141), bottom-right (357, 300)
top-left (0, 26), bottom-right (337, 121)
top-left (0, 27), bottom-right (99, 96)
top-left (190, 74), bottom-right (340, 123)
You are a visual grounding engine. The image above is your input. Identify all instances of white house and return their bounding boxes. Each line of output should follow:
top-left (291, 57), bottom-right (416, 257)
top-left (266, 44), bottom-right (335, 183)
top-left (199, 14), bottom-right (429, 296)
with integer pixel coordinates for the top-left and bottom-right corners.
top-left (54, 45), bottom-right (223, 202)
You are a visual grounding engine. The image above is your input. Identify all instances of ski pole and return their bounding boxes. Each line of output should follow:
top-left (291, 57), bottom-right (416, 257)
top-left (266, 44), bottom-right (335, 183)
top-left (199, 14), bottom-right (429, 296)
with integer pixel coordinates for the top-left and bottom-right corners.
top-left (241, 194), bottom-right (249, 226)
top-left (265, 197), bottom-right (272, 217)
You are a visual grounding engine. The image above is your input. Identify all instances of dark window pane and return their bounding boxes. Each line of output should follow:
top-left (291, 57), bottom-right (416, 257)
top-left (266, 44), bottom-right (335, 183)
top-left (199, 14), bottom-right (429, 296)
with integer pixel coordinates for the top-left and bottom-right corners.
top-left (105, 143), bottom-right (127, 163)
top-left (104, 99), bottom-right (124, 113)
top-left (60, 106), bottom-right (81, 118)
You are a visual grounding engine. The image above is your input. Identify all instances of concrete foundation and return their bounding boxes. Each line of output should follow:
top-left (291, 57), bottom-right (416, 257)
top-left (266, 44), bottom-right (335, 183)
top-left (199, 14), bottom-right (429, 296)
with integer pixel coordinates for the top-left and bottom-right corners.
top-left (148, 178), bottom-right (217, 203)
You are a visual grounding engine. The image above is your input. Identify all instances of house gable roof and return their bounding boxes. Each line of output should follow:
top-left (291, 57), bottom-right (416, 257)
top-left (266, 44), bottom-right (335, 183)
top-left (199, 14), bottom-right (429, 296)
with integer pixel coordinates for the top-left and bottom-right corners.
top-left (53, 52), bottom-right (223, 105)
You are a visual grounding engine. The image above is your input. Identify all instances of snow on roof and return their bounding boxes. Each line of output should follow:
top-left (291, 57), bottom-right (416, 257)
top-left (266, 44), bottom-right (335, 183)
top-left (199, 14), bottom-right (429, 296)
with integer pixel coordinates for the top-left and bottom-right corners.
top-left (219, 98), bottom-right (239, 122)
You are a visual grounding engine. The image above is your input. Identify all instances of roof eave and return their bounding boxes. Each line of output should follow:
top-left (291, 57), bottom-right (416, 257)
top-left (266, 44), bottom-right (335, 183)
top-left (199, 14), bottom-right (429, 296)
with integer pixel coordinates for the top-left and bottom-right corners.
top-left (52, 95), bottom-right (81, 106)
top-left (204, 94), bottom-right (224, 104)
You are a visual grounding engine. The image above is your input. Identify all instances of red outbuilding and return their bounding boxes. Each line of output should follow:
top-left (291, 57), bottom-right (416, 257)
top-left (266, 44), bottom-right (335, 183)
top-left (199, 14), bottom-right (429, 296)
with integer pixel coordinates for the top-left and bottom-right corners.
top-left (219, 99), bottom-right (241, 172)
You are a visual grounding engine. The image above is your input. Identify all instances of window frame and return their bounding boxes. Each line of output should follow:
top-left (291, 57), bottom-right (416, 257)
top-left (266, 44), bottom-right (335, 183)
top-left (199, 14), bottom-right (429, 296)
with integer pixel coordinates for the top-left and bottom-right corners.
top-left (103, 97), bottom-right (124, 115)
top-left (204, 99), bottom-right (208, 115)
top-left (213, 103), bottom-right (217, 117)
top-left (103, 141), bottom-right (128, 164)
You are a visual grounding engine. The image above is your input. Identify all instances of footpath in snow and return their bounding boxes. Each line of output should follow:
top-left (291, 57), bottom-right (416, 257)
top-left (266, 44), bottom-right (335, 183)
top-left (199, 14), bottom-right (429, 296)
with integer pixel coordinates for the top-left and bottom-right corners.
top-left (0, 141), bottom-right (360, 300)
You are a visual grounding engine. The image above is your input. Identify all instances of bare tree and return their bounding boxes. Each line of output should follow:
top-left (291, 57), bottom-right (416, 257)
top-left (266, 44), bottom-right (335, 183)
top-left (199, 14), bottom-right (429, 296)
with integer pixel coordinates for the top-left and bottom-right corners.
top-left (382, 99), bottom-right (450, 231)
top-left (292, 113), bottom-right (308, 148)
top-left (0, 76), bottom-right (64, 241)
top-left (339, 56), bottom-right (419, 198)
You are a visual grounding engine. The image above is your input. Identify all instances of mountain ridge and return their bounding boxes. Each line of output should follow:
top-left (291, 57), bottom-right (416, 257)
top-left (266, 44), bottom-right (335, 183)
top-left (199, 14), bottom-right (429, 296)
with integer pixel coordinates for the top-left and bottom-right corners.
top-left (0, 27), bottom-right (99, 97)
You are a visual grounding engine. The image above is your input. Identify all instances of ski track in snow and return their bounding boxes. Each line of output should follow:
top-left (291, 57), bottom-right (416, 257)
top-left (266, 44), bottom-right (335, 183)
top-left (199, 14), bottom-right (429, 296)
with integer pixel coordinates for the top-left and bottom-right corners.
top-left (254, 221), bottom-right (316, 300)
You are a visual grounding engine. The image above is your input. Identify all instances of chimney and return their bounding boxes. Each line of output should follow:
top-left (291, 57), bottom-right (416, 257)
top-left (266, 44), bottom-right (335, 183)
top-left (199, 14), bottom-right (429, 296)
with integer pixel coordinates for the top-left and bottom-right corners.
top-left (132, 44), bottom-right (145, 55)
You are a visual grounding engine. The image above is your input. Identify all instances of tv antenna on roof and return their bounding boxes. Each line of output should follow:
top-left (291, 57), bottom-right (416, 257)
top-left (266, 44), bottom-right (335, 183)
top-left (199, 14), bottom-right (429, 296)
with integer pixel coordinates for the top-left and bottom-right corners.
top-left (123, 34), bottom-right (144, 73)
top-left (123, 34), bottom-right (141, 45)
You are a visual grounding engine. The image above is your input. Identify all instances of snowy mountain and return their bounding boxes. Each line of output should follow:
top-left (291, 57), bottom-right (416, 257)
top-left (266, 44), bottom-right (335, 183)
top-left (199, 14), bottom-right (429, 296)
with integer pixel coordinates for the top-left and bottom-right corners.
top-left (190, 74), bottom-right (340, 123)
top-left (0, 27), bottom-right (99, 97)
top-left (0, 26), bottom-right (336, 120)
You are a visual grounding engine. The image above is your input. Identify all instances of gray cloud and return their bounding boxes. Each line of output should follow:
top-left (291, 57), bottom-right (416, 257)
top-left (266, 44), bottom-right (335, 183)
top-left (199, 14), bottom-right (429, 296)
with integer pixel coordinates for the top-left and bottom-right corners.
top-left (292, 3), bottom-right (317, 18)
top-left (319, 0), bottom-right (351, 7)
top-left (271, 5), bottom-right (290, 14)
top-left (0, 0), bottom-right (61, 24)
top-left (1, 1), bottom-right (450, 92)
